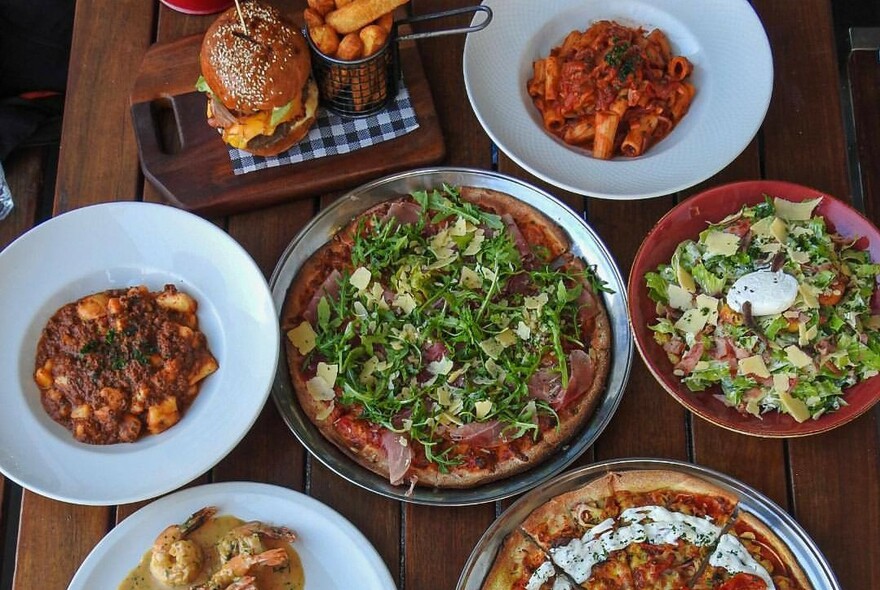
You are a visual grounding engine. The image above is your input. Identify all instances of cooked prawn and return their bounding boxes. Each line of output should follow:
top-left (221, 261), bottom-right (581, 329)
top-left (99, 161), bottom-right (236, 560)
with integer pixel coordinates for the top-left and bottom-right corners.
top-left (149, 506), bottom-right (217, 586)
top-left (193, 547), bottom-right (288, 590)
top-left (216, 520), bottom-right (298, 563)
top-left (222, 576), bottom-right (257, 590)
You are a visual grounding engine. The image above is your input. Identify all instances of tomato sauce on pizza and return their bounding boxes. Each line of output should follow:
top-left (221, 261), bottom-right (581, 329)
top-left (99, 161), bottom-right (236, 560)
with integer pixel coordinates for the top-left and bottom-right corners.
top-left (483, 470), bottom-right (812, 590)
top-left (281, 185), bottom-right (612, 489)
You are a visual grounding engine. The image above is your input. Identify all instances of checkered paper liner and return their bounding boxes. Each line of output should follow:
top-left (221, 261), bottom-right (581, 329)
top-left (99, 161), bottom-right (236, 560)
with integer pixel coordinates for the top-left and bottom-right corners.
top-left (230, 84), bottom-right (419, 175)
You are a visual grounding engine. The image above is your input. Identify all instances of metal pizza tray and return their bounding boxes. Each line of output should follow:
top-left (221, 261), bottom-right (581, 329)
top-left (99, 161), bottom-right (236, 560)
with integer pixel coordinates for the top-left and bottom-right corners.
top-left (456, 458), bottom-right (841, 588)
top-left (268, 167), bottom-right (633, 506)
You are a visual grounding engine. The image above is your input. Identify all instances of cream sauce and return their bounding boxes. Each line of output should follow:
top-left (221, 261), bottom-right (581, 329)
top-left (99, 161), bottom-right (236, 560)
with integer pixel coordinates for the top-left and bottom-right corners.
top-left (710, 533), bottom-right (775, 589)
top-left (118, 514), bottom-right (304, 590)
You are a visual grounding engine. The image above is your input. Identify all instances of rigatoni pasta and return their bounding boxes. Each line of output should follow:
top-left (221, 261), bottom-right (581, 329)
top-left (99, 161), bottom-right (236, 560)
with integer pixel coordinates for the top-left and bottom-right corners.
top-left (527, 20), bottom-right (695, 159)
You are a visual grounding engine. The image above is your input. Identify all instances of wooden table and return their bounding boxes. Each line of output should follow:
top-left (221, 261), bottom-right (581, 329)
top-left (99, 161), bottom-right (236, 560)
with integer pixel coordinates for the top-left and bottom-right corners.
top-left (1, 1), bottom-right (878, 589)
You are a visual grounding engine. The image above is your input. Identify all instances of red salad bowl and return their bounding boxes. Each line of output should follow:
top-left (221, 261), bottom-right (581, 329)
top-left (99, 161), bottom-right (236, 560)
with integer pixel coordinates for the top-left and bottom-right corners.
top-left (628, 180), bottom-right (880, 437)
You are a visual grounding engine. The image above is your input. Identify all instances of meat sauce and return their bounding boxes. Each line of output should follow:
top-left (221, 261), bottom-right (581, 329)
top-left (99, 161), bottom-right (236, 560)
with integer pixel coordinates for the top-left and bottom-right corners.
top-left (34, 285), bottom-right (218, 444)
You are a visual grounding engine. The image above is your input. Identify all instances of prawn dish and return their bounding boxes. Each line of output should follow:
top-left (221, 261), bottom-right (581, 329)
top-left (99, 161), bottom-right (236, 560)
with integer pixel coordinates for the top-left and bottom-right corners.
top-left (34, 285), bottom-right (218, 444)
top-left (119, 507), bottom-right (304, 590)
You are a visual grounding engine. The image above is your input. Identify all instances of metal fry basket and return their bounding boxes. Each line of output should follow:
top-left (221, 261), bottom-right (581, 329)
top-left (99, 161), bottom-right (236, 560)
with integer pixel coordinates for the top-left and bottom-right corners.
top-left (307, 5), bottom-right (492, 118)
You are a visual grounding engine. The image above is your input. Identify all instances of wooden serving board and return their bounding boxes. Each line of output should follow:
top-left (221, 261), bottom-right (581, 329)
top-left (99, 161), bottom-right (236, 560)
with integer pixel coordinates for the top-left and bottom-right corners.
top-left (130, 33), bottom-right (445, 216)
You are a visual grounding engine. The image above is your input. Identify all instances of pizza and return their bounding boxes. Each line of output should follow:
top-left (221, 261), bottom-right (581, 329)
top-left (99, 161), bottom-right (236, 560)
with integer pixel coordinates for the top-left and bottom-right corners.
top-left (482, 470), bottom-right (812, 590)
top-left (281, 184), bottom-right (612, 489)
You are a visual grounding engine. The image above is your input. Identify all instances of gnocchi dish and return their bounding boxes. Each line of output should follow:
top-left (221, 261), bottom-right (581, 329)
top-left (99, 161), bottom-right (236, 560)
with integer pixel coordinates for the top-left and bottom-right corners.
top-left (34, 285), bottom-right (218, 444)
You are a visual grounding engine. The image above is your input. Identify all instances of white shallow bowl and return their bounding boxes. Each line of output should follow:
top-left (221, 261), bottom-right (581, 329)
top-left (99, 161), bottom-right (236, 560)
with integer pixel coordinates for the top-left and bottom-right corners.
top-left (463, 0), bottom-right (773, 199)
top-left (0, 201), bottom-right (279, 505)
top-left (68, 481), bottom-right (396, 590)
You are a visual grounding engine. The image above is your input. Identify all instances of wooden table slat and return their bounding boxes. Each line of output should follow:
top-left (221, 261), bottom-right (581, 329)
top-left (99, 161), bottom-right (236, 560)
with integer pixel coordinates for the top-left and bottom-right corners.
top-left (3, 1), bottom-right (878, 588)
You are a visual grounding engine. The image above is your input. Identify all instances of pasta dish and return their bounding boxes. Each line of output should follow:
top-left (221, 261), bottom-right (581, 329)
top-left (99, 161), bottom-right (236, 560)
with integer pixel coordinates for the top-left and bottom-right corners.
top-left (527, 20), bottom-right (695, 159)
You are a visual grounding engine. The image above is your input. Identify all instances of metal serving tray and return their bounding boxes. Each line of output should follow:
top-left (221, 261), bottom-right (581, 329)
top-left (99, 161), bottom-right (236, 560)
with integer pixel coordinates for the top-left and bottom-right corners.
top-left (456, 458), bottom-right (840, 588)
top-left (268, 167), bottom-right (633, 506)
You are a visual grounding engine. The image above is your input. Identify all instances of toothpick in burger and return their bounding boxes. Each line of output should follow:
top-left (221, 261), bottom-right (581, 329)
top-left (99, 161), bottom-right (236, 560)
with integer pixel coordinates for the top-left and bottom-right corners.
top-left (196, 1), bottom-right (319, 156)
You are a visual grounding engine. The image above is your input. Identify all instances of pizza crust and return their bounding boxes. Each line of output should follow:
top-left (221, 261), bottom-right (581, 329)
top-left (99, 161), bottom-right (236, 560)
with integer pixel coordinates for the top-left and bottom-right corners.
top-left (723, 512), bottom-right (814, 590)
top-left (486, 470), bottom-right (813, 589)
top-left (282, 186), bottom-right (613, 489)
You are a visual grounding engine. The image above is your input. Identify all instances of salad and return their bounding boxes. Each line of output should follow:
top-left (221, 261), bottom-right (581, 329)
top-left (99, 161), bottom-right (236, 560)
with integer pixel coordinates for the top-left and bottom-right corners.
top-left (645, 195), bottom-right (880, 421)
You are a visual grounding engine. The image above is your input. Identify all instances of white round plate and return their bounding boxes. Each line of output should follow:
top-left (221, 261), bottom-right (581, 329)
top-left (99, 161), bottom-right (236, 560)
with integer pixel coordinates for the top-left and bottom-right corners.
top-left (68, 481), bottom-right (396, 590)
top-left (0, 202), bottom-right (278, 505)
top-left (463, 0), bottom-right (773, 199)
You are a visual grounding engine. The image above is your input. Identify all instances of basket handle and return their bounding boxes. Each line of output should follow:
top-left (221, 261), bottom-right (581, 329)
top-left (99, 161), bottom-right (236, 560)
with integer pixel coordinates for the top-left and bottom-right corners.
top-left (394, 5), bottom-right (492, 42)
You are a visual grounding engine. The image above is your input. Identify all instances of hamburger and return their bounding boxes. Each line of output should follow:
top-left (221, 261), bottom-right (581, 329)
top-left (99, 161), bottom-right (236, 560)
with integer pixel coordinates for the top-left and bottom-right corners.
top-left (196, 1), bottom-right (318, 156)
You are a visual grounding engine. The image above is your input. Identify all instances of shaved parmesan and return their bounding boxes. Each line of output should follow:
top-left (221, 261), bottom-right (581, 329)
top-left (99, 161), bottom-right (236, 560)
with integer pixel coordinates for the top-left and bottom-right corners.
top-left (779, 389), bottom-right (811, 422)
top-left (772, 373), bottom-right (790, 393)
top-left (784, 345), bottom-right (813, 369)
top-left (798, 322), bottom-right (818, 346)
top-left (479, 337), bottom-right (504, 359)
top-left (287, 321), bottom-right (316, 354)
top-left (460, 266), bottom-right (483, 289)
top-left (667, 284), bottom-right (694, 311)
top-left (676, 264), bottom-right (696, 293)
top-left (769, 217), bottom-right (788, 242)
top-left (315, 401), bottom-right (335, 421)
top-left (496, 328), bottom-right (518, 348)
top-left (773, 197), bottom-right (822, 221)
top-left (749, 216), bottom-right (774, 237)
top-left (516, 320), bottom-right (531, 340)
top-left (738, 355), bottom-right (770, 378)
top-left (703, 230), bottom-right (740, 257)
top-left (475, 400), bottom-right (493, 420)
top-left (317, 362), bottom-right (338, 387)
top-left (695, 294), bottom-right (720, 326)
top-left (451, 216), bottom-right (468, 236)
top-left (428, 356), bottom-right (453, 376)
top-left (745, 390), bottom-right (766, 418)
top-left (393, 293), bottom-right (417, 315)
top-left (524, 293), bottom-right (549, 310)
top-left (674, 308), bottom-right (710, 335)
top-left (797, 283), bottom-right (820, 309)
top-left (307, 366), bottom-right (337, 401)
top-left (789, 249), bottom-right (810, 264)
top-left (349, 266), bottom-right (372, 291)
top-left (463, 229), bottom-right (485, 255)
top-left (437, 386), bottom-right (452, 406)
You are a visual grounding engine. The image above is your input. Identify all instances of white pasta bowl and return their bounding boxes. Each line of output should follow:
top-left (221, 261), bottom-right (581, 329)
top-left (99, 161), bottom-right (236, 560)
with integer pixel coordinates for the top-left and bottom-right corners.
top-left (0, 201), bottom-right (278, 505)
top-left (463, 0), bottom-right (773, 199)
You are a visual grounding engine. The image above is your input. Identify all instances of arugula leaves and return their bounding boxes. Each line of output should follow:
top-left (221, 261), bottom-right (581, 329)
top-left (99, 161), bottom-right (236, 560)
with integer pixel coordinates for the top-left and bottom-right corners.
top-left (306, 185), bottom-right (609, 466)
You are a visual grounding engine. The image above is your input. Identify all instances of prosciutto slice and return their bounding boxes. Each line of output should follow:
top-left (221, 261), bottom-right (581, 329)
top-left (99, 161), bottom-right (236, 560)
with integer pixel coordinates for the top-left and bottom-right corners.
top-left (381, 431), bottom-right (413, 486)
top-left (674, 340), bottom-right (704, 374)
top-left (501, 213), bottom-right (532, 260)
top-left (578, 283), bottom-right (601, 321)
top-left (448, 420), bottom-right (505, 447)
top-left (382, 201), bottom-right (422, 226)
top-left (303, 269), bottom-right (342, 325)
top-left (528, 349), bottom-right (596, 410)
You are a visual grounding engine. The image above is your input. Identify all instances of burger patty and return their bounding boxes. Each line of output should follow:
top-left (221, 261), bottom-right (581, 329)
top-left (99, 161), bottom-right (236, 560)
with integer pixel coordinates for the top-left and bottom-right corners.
top-left (246, 120), bottom-right (295, 150)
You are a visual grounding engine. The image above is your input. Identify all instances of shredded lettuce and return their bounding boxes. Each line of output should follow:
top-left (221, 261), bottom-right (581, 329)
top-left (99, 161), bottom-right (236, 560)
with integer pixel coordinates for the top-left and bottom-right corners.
top-left (645, 194), bottom-right (880, 422)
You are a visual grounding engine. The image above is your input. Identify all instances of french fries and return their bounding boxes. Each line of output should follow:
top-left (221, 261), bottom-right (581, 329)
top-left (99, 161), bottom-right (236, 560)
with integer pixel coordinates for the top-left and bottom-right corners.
top-left (304, 0), bottom-right (402, 60)
top-left (325, 0), bottom-right (408, 35)
top-left (305, 0), bottom-right (406, 112)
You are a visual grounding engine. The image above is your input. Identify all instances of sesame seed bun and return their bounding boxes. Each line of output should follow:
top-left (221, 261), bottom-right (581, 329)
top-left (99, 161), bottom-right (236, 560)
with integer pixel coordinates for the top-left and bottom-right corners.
top-left (200, 1), bottom-right (311, 114)
top-left (198, 1), bottom-right (318, 156)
